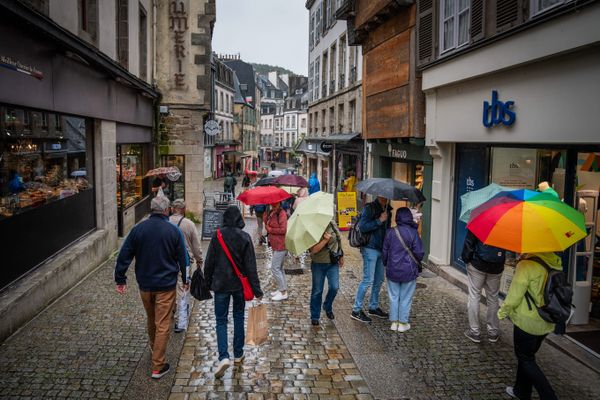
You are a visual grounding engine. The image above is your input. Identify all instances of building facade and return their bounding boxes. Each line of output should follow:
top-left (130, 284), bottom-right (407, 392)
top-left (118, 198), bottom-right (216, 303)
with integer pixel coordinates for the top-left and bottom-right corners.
top-left (303, 0), bottom-right (363, 194)
top-left (211, 57), bottom-right (236, 178)
top-left (419, 0), bottom-right (600, 331)
top-left (0, 0), bottom-right (159, 340)
top-left (155, 0), bottom-right (214, 215)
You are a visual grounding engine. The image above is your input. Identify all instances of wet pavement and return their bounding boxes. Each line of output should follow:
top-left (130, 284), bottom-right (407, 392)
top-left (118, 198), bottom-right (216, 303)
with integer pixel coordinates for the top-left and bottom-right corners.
top-left (0, 182), bottom-right (599, 399)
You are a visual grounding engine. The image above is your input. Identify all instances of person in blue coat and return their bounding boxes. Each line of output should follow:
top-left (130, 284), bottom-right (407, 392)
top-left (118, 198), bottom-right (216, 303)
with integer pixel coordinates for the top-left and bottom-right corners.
top-left (308, 172), bottom-right (320, 195)
top-left (382, 207), bottom-right (424, 333)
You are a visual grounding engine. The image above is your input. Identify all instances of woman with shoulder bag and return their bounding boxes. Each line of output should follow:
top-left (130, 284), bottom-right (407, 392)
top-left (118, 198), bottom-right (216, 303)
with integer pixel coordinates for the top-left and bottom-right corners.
top-left (382, 207), bottom-right (424, 333)
top-left (309, 220), bottom-right (344, 326)
top-left (264, 201), bottom-right (288, 301)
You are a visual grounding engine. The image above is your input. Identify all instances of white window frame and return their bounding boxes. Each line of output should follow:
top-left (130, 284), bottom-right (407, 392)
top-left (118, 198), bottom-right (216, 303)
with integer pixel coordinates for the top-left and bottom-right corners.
top-left (439, 0), bottom-right (471, 55)
top-left (530, 0), bottom-right (569, 16)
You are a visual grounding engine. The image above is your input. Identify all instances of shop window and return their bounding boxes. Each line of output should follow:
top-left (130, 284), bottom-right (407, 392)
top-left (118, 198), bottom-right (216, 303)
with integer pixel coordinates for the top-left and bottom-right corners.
top-left (117, 144), bottom-right (146, 209)
top-left (161, 155), bottom-right (185, 201)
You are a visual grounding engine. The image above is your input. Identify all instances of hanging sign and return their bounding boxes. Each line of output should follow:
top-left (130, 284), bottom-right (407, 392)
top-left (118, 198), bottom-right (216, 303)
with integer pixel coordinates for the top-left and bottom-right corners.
top-left (320, 141), bottom-right (333, 153)
top-left (337, 191), bottom-right (357, 231)
top-left (204, 120), bottom-right (221, 136)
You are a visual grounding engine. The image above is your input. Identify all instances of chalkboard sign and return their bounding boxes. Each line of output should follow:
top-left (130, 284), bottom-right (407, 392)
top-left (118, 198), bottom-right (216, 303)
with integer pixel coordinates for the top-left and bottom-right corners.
top-left (201, 209), bottom-right (223, 240)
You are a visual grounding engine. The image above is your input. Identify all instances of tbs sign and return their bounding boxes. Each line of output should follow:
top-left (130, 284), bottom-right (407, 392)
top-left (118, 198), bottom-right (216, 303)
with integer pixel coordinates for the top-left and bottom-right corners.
top-left (482, 90), bottom-right (515, 128)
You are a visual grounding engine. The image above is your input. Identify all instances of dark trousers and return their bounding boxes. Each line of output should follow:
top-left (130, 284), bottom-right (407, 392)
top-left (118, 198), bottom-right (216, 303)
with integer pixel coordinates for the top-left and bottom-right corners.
top-left (214, 291), bottom-right (245, 361)
top-left (513, 325), bottom-right (557, 400)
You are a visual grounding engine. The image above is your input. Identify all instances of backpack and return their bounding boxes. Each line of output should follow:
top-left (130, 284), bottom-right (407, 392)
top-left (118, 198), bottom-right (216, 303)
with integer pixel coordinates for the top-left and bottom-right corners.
top-left (254, 204), bottom-right (266, 213)
top-left (348, 210), bottom-right (370, 248)
top-left (476, 241), bottom-right (505, 264)
top-left (524, 257), bottom-right (573, 324)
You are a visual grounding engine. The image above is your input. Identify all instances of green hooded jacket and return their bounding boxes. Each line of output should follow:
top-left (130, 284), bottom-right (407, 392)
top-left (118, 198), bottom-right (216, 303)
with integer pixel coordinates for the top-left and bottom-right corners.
top-left (498, 252), bottom-right (562, 336)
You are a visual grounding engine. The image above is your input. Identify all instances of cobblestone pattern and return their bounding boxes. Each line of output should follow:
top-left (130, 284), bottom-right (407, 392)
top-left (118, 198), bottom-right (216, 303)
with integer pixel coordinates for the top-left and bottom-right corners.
top-left (171, 219), bottom-right (373, 400)
top-left (0, 256), bottom-right (150, 399)
top-left (338, 240), bottom-right (600, 399)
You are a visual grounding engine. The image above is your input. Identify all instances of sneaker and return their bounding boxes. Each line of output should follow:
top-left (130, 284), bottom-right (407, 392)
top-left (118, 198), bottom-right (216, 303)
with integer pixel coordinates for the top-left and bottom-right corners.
top-left (151, 363), bottom-right (170, 379)
top-left (488, 333), bottom-right (500, 343)
top-left (234, 355), bottom-right (245, 364)
top-left (350, 310), bottom-right (372, 323)
top-left (325, 311), bottom-right (335, 320)
top-left (368, 308), bottom-right (389, 319)
top-left (390, 322), bottom-right (399, 331)
top-left (397, 323), bottom-right (411, 333)
top-left (270, 290), bottom-right (280, 296)
top-left (464, 329), bottom-right (481, 343)
top-left (505, 386), bottom-right (518, 398)
top-left (214, 358), bottom-right (231, 379)
top-left (311, 319), bottom-right (320, 326)
top-left (271, 292), bottom-right (288, 301)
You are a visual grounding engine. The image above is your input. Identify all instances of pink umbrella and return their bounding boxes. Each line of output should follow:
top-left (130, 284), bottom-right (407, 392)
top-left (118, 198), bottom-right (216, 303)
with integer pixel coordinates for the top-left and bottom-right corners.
top-left (273, 174), bottom-right (308, 187)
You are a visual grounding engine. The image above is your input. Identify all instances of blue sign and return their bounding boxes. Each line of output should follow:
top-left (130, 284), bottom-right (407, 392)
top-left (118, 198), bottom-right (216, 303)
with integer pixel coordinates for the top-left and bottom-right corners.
top-left (483, 90), bottom-right (515, 128)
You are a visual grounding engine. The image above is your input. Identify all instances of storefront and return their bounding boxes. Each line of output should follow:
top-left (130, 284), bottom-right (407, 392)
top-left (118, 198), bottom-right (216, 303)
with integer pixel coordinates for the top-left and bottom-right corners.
top-left (296, 138), bottom-right (333, 193)
top-left (214, 144), bottom-right (237, 178)
top-left (425, 44), bottom-right (600, 349)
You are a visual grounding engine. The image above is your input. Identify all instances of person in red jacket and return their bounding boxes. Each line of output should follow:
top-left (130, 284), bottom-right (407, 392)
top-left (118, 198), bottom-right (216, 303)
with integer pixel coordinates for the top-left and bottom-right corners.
top-left (264, 201), bottom-right (288, 301)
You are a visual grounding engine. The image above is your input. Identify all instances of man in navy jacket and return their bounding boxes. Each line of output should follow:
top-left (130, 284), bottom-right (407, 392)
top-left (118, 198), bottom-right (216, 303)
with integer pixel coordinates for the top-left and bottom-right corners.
top-left (115, 196), bottom-right (188, 380)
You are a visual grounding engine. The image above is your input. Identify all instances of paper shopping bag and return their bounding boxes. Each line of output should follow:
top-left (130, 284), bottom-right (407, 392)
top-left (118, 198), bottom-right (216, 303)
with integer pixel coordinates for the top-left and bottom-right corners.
top-left (245, 303), bottom-right (269, 346)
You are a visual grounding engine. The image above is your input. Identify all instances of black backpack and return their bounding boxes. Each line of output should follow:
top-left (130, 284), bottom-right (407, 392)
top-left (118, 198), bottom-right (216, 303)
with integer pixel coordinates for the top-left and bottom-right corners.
top-left (348, 209), bottom-right (370, 248)
top-left (524, 257), bottom-right (573, 324)
top-left (476, 241), bottom-right (506, 264)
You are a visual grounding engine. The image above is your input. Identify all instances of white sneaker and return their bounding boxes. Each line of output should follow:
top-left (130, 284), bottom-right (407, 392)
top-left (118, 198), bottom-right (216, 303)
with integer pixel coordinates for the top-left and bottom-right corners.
top-left (234, 354), bottom-right (245, 364)
top-left (271, 292), bottom-right (288, 301)
top-left (270, 290), bottom-right (280, 296)
top-left (397, 323), bottom-right (411, 333)
top-left (390, 322), bottom-right (399, 331)
top-left (214, 358), bottom-right (231, 378)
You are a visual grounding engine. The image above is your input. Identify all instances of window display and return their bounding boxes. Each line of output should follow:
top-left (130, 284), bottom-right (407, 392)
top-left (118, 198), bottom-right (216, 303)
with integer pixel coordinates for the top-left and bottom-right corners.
top-left (117, 144), bottom-right (145, 209)
top-left (0, 106), bottom-right (93, 220)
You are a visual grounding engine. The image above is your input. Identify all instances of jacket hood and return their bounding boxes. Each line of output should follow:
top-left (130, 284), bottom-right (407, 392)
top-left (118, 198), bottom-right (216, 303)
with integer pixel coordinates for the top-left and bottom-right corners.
top-left (524, 252), bottom-right (562, 270)
top-left (222, 206), bottom-right (245, 229)
top-left (396, 207), bottom-right (418, 229)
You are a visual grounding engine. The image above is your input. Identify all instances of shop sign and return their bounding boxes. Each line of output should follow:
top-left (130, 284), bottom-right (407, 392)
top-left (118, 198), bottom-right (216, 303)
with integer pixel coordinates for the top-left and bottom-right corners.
top-left (204, 119), bottom-right (221, 136)
top-left (169, 1), bottom-right (188, 89)
top-left (483, 90), bottom-right (515, 128)
top-left (320, 142), bottom-right (333, 153)
top-left (388, 144), bottom-right (408, 159)
top-left (0, 55), bottom-right (43, 80)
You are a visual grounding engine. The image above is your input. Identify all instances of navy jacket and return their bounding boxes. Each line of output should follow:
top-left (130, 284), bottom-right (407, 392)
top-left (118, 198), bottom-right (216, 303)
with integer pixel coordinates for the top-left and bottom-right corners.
top-left (115, 213), bottom-right (189, 292)
top-left (382, 208), bottom-right (424, 283)
top-left (358, 200), bottom-right (391, 251)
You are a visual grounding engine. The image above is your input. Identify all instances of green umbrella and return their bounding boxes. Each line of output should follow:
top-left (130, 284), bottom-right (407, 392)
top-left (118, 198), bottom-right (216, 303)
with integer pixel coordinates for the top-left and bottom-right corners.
top-left (285, 191), bottom-right (334, 256)
top-left (459, 183), bottom-right (512, 223)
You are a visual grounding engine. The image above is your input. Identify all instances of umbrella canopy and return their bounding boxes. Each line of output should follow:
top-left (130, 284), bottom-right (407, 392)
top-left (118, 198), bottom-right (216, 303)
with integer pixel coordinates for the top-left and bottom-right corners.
top-left (237, 186), bottom-right (291, 206)
top-left (285, 192), bottom-right (334, 255)
top-left (145, 166), bottom-right (181, 180)
top-left (355, 178), bottom-right (426, 203)
top-left (254, 176), bottom-right (277, 187)
top-left (268, 170), bottom-right (285, 177)
top-left (467, 189), bottom-right (586, 253)
top-left (273, 174), bottom-right (308, 187)
top-left (459, 183), bottom-right (512, 223)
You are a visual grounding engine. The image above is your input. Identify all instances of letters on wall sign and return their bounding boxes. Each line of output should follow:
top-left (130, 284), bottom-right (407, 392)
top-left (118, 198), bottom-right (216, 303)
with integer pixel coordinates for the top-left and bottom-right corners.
top-left (483, 90), bottom-right (516, 128)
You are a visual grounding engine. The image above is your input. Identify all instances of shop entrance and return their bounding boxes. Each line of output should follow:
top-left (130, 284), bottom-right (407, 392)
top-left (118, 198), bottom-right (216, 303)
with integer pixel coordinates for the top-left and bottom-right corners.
top-left (381, 158), bottom-right (425, 231)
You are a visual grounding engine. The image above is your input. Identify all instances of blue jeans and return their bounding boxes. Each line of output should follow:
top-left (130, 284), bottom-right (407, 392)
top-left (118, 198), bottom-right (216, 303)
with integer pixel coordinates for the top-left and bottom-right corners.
top-left (214, 291), bottom-right (245, 361)
top-left (387, 280), bottom-right (417, 323)
top-left (353, 247), bottom-right (385, 312)
top-left (310, 263), bottom-right (340, 320)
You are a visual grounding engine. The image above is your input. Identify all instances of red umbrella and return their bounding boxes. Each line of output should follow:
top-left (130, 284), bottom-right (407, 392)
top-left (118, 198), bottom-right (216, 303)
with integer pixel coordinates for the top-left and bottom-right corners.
top-left (273, 174), bottom-right (308, 187)
top-left (237, 186), bottom-right (291, 205)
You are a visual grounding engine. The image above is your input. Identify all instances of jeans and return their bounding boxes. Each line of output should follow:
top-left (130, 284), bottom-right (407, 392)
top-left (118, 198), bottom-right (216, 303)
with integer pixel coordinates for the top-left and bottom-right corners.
top-left (353, 247), bottom-right (385, 312)
top-left (214, 291), bottom-right (245, 361)
top-left (139, 289), bottom-right (176, 371)
top-left (513, 325), bottom-right (558, 400)
top-left (271, 250), bottom-right (287, 291)
top-left (466, 264), bottom-right (501, 336)
top-left (310, 263), bottom-right (340, 320)
top-left (387, 280), bottom-right (417, 323)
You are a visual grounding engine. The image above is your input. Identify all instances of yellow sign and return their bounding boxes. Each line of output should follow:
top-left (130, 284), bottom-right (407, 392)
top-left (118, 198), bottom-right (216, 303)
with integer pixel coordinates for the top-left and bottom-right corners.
top-left (337, 191), bottom-right (357, 230)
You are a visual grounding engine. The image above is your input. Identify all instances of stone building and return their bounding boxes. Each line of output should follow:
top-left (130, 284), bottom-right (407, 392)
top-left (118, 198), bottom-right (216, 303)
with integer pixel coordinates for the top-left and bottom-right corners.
top-left (155, 0), bottom-right (215, 215)
top-left (211, 57), bottom-right (236, 179)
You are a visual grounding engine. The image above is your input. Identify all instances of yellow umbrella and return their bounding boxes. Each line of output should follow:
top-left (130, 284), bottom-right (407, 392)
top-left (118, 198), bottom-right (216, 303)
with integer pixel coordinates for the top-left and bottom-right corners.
top-left (285, 192), bottom-right (334, 255)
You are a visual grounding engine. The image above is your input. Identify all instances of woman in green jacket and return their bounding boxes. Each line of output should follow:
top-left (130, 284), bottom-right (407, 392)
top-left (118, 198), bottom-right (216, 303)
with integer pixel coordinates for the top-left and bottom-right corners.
top-left (498, 252), bottom-right (559, 400)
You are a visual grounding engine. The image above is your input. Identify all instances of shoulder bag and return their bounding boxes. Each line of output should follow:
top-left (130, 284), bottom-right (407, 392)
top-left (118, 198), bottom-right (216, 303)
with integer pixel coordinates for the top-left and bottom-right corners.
top-left (393, 227), bottom-right (422, 273)
top-left (216, 229), bottom-right (255, 301)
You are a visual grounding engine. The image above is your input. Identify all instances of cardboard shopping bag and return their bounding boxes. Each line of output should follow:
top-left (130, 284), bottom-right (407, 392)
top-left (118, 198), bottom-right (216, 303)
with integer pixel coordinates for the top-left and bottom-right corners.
top-left (246, 303), bottom-right (269, 346)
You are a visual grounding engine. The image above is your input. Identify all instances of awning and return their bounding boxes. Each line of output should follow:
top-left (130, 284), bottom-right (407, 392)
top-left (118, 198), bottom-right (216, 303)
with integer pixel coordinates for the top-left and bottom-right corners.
top-left (222, 150), bottom-right (249, 157)
top-left (325, 133), bottom-right (360, 142)
top-left (295, 139), bottom-right (330, 156)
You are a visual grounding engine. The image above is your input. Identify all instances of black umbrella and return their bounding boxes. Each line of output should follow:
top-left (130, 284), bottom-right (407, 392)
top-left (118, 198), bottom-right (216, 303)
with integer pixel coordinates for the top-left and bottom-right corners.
top-left (254, 176), bottom-right (277, 187)
top-left (355, 178), bottom-right (426, 203)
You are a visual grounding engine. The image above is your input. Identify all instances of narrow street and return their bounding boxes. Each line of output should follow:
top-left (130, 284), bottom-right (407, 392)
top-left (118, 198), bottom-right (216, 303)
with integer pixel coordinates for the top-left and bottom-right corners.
top-left (1, 189), bottom-right (599, 399)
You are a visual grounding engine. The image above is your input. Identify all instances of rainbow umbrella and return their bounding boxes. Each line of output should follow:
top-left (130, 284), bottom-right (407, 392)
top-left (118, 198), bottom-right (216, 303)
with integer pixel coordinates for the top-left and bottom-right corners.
top-left (467, 189), bottom-right (586, 253)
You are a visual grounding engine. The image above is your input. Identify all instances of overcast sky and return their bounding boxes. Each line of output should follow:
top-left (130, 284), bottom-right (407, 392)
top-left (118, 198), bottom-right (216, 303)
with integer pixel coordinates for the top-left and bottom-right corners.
top-left (213, 0), bottom-right (309, 76)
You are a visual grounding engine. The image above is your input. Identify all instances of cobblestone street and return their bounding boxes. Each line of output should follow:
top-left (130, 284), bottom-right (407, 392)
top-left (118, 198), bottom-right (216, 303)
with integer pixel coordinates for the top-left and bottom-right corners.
top-left (0, 202), bottom-right (599, 399)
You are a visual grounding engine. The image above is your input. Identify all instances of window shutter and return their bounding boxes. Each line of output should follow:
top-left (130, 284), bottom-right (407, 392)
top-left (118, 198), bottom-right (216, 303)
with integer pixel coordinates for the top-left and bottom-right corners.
top-left (417, 0), bottom-right (436, 66)
top-left (496, 0), bottom-right (524, 33)
top-left (470, 0), bottom-right (485, 43)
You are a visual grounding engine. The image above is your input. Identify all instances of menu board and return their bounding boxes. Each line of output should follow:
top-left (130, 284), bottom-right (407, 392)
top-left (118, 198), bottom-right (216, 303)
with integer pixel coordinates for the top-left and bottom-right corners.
top-left (337, 191), bottom-right (357, 231)
top-left (201, 209), bottom-right (223, 240)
